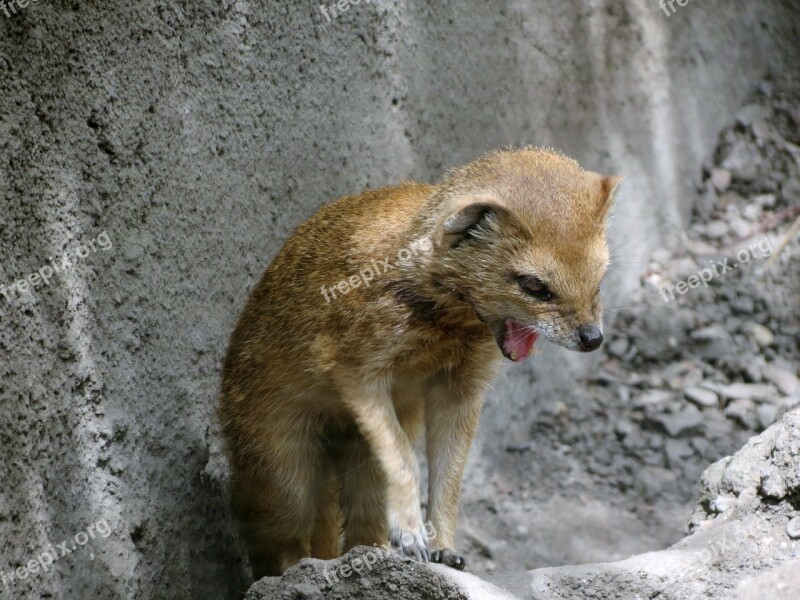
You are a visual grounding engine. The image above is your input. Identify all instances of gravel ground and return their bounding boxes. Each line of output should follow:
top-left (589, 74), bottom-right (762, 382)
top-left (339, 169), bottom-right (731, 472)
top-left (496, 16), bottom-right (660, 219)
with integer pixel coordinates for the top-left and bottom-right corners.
top-left (457, 79), bottom-right (800, 574)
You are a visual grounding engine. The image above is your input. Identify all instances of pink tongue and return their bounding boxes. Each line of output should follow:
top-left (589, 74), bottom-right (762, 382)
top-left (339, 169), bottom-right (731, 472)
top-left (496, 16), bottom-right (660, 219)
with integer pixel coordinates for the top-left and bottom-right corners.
top-left (503, 319), bottom-right (539, 362)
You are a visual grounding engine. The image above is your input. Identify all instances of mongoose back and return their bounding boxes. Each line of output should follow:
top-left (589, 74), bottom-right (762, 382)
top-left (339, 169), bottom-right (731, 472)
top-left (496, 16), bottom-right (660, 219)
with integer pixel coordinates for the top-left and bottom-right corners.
top-left (220, 147), bottom-right (620, 578)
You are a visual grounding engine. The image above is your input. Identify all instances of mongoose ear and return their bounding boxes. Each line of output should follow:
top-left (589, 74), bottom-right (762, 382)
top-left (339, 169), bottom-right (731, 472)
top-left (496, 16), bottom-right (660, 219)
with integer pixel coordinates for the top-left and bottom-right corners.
top-left (443, 203), bottom-right (497, 235)
top-left (439, 196), bottom-right (508, 246)
top-left (596, 175), bottom-right (622, 222)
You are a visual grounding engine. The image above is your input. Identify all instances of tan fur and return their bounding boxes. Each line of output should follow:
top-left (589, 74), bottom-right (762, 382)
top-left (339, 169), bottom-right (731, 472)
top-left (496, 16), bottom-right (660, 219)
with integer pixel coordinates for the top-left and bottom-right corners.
top-left (219, 147), bottom-right (620, 578)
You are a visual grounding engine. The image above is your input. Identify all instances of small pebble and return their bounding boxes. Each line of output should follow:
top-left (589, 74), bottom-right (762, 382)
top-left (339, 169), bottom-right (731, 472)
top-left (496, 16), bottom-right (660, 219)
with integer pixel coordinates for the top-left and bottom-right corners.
top-left (724, 399), bottom-right (757, 429)
top-left (787, 517), bottom-right (800, 540)
top-left (759, 467), bottom-right (786, 499)
top-left (741, 203), bottom-right (762, 221)
top-left (712, 495), bottom-right (736, 513)
top-left (729, 215), bottom-right (751, 238)
top-left (756, 403), bottom-right (778, 429)
top-left (705, 220), bottom-right (730, 239)
top-left (718, 383), bottom-right (778, 402)
top-left (608, 337), bottom-right (630, 360)
top-left (710, 168), bottom-right (732, 191)
top-left (762, 364), bottom-right (800, 395)
top-left (743, 323), bottom-right (774, 348)
top-left (684, 385), bottom-right (719, 408)
top-left (754, 193), bottom-right (776, 208)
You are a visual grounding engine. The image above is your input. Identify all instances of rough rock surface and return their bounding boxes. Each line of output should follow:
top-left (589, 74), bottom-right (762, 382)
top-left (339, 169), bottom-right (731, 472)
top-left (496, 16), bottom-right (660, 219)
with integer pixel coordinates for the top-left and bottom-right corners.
top-left (510, 408), bottom-right (800, 599)
top-left (245, 547), bottom-right (473, 600)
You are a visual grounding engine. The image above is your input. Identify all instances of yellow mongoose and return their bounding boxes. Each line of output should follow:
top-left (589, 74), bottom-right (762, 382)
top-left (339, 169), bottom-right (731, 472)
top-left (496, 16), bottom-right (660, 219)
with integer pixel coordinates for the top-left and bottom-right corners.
top-left (220, 148), bottom-right (620, 578)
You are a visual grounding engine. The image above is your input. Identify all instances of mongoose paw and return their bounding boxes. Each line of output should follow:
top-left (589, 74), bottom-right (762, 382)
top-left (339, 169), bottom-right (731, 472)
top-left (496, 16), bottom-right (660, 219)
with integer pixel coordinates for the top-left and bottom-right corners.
top-left (430, 548), bottom-right (468, 571)
top-left (389, 525), bottom-right (430, 563)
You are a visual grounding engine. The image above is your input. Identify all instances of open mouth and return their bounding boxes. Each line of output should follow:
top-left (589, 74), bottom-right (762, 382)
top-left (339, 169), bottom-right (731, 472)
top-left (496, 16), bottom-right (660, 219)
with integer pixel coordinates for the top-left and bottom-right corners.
top-left (497, 318), bottom-right (539, 362)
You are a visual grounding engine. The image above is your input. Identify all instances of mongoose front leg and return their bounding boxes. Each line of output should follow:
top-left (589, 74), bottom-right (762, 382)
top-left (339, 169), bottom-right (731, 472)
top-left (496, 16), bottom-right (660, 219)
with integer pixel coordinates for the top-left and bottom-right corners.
top-left (425, 381), bottom-right (486, 570)
top-left (339, 377), bottom-right (430, 562)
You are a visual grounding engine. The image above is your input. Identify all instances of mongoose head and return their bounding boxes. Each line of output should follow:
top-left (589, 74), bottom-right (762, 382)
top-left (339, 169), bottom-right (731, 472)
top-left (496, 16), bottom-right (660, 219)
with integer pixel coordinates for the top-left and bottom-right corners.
top-left (429, 148), bottom-right (620, 361)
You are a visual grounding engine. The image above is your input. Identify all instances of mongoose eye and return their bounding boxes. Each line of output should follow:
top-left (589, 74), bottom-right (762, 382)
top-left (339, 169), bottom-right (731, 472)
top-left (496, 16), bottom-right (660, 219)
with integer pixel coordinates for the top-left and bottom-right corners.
top-left (517, 275), bottom-right (554, 301)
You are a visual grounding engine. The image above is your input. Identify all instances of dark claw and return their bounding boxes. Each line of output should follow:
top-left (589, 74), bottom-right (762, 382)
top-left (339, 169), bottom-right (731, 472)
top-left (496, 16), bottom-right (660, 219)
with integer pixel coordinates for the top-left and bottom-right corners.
top-left (430, 548), bottom-right (468, 571)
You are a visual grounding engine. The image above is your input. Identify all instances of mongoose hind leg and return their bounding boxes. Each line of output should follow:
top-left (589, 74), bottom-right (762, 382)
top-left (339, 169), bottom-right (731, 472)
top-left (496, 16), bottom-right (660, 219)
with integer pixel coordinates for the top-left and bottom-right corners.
top-left (230, 468), bottom-right (313, 579)
top-left (309, 460), bottom-right (343, 559)
top-left (230, 421), bottom-right (324, 578)
top-left (331, 430), bottom-right (388, 551)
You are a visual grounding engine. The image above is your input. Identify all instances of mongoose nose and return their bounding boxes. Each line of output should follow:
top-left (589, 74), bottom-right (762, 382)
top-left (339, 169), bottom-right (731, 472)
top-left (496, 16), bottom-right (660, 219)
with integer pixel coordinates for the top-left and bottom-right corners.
top-left (578, 325), bottom-right (603, 352)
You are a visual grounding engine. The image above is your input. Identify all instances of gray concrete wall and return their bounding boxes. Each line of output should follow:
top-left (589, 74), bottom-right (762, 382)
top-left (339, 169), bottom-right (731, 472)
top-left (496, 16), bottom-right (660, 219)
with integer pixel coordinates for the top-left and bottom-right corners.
top-left (0, 1), bottom-right (797, 598)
